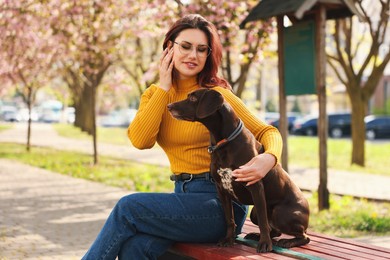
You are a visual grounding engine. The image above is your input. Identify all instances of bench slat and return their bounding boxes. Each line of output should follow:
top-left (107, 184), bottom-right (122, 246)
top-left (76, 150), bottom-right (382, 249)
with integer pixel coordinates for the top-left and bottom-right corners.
top-left (306, 240), bottom-right (374, 259)
top-left (242, 220), bottom-right (390, 259)
top-left (171, 220), bottom-right (390, 260)
top-left (307, 237), bottom-right (389, 259)
top-left (236, 236), bottom-right (324, 260)
top-left (308, 232), bottom-right (390, 257)
top-left (173, 242), bottom-right (294, 260)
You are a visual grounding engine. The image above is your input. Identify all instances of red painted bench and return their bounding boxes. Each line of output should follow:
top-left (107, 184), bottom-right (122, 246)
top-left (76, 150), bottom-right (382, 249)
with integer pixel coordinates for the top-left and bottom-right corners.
top-left (161, 220), bottom-right (390, 260)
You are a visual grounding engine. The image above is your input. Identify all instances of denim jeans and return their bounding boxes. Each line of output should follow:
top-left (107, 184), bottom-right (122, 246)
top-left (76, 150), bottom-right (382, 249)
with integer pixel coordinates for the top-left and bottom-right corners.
top-left (82, 177), bottom-right (248, 260)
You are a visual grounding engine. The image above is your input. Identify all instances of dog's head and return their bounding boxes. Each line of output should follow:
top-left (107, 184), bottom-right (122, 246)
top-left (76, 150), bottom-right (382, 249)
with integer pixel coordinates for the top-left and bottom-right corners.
top-left (167, 88), bottom-right (224, 121)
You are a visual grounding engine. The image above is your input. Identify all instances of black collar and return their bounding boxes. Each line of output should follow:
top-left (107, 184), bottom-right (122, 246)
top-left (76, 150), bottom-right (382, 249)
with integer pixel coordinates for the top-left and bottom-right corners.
top-left (207, 119), bottom-right (243, 153)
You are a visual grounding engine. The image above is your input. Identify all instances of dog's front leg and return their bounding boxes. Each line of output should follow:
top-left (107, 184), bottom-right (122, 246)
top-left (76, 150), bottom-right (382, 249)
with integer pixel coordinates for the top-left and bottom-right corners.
top-left (247, 182), bottom-right (273, 253)
top-left (216, 186), bottom-right (236, 247)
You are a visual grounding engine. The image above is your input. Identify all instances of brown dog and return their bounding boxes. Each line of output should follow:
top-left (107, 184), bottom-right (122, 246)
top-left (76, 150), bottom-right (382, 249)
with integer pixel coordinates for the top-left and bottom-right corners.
top-left (167, 88), bottom-right (310, 253)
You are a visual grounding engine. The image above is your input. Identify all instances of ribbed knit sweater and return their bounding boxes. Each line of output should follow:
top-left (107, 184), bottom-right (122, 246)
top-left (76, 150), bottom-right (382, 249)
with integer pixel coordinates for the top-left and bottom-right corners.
top-left (128, 77), bottom-right (283, 175)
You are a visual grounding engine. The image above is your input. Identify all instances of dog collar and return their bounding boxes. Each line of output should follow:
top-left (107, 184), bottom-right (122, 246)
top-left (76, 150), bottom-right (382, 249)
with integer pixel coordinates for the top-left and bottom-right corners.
top-left (208, 119), bottom-right (243, 153)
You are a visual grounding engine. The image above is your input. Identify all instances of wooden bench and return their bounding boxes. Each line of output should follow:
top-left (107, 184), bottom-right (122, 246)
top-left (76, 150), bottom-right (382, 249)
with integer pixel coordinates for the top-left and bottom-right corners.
top-left (160, 220), bottom-right (390, 260)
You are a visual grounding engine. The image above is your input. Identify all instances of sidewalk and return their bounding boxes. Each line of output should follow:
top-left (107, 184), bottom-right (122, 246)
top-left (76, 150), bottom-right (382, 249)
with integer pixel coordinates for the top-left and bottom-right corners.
top-left (0, 158), bottom-right (131, 260)
top-left (0, 122), bottom-right (389, 259)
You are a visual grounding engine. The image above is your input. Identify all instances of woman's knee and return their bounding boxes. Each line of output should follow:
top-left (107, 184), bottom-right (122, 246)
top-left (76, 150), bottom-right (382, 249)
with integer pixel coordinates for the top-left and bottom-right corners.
top-left (110, 194), bottom-right (139, 224)
top-left (118, 234), bottom-right (173, 260)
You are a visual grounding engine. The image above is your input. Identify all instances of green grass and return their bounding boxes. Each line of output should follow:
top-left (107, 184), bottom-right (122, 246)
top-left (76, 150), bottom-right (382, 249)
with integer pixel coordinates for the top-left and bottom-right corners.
top-left (307, 193), bottom-right (390, 237)
top-left (0, 143), bottom-right (173, 192)
top-left (53, 123), bottom-right (132, 146)
top-left (0, 143), bottom-right (389, 237)
top-left (0, 123), bottom-right (12, 132)
top-left (288, 136), bottom-right (390, 176)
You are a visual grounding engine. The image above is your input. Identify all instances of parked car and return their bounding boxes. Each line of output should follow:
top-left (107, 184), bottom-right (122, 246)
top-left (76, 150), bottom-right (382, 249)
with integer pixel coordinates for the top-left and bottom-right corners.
top-left (268, 114), bottom-right (301, 133)
top-left (99, 108), bottom-right (137, 128)
top-left (291, 115), bottom-right (317, 136)
top-left (0, 105), bottom-right (19, 122)
top-left (38, 100), bottom-right (63, 123)
top-left (262, 112), bottom-right (280, 124)
top-left (365, 115), bottom-right (390, 140)
top-left (292, 113), bottom-right (352, 138)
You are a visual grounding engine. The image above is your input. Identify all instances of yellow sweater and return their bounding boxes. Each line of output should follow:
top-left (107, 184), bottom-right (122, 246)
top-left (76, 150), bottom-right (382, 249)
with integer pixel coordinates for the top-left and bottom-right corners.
top-left (128, 77), bottom-right (282, 174)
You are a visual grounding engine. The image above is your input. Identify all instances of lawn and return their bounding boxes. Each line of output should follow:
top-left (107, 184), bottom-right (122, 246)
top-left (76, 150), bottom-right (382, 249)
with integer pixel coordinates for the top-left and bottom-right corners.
top-left (53, 123), bottom-right (131, 146)
top-left (0, 123), bottom-right (12, 132)
top-left (0, 143), bottom-right (173, 192)
top-left (288, 135), bottom-right (390, 176)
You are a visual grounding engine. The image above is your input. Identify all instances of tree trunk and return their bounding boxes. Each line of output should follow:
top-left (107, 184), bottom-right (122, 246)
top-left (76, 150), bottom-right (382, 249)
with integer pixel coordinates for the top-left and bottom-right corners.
top-left (91, 85), bottom-right (98, 164)
top-left (26, 86), bottom-right (33, 152)
top-left (235, 63), bottom-right (250, 98)
top-left (350, 89), bottom-right (367, 166)
top-left (74, 86), bottom-right (94, 135)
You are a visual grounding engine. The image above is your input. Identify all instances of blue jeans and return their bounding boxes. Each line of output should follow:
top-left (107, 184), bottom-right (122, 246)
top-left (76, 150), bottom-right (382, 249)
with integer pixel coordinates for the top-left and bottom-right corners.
top-left (82, 177), bottom-right (248, 260)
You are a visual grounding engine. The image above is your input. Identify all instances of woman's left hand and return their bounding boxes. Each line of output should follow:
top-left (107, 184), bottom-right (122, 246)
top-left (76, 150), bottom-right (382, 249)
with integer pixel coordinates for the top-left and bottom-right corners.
top-left (231, 153), bottom-right (276, 186)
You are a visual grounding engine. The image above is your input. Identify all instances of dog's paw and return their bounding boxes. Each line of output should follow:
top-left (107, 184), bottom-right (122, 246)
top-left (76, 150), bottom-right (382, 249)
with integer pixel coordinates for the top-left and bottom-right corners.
top-left (244, 232), bottom-right (260, 241)
top-left (257, 240), bottom-right (273, 253)
top-left (274, 236), bottom-right (310, 248)
top-left (270, 229), bottom-right (282, 238)
top-left (217, 237), bottom-right (235, 247)
top-left (274, 238), bottom-right (294, 248)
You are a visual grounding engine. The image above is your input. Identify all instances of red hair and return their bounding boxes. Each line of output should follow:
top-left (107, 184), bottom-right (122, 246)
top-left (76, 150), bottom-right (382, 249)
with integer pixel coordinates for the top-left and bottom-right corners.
top-left (163, 14), bottom-right (231, 90)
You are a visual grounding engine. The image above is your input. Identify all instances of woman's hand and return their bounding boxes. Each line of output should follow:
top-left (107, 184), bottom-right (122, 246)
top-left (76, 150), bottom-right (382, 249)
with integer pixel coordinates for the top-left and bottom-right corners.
top-left (232, 153), bottom-right (276, 186)
top-left (159, 46), bottom-right (174, 92)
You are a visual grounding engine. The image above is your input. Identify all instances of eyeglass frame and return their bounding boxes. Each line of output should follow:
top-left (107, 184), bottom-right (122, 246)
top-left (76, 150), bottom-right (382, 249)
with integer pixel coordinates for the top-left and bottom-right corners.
top-left (172, 41), bottom-right (212, 58)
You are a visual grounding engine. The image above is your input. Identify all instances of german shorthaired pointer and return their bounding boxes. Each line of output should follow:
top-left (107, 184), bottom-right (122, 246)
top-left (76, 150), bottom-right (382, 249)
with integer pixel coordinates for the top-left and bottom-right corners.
top-left (167, 88), bottom-right (310, 253)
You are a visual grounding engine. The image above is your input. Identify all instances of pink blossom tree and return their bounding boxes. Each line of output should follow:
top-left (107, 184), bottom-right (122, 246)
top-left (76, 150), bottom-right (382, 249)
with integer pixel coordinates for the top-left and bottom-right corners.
top-left (0, 0), bottom-right (61, 151)
top-left (46, 0), bottom-right (139, 164)
top-left (118, 1), bottom-right (179, 96)
top-left (183, 0), bottom-right (274, 97)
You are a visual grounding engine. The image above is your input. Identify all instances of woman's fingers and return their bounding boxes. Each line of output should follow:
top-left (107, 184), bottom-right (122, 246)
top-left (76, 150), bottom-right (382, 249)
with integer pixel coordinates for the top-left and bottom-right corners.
top-left (161, 48), bottom-right (173, 67)
top-left (159, 48), bottom-right (168, 62)
top-left (159, 48), bottom-right (174, 91)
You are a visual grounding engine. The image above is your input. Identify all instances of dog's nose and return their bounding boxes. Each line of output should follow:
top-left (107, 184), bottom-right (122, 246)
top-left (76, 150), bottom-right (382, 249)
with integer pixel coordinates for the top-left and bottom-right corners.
top-left (167, 104), bottom-right (172, 111)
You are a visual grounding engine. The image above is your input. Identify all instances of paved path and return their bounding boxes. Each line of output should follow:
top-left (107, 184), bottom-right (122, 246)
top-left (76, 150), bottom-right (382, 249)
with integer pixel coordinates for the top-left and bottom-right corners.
top-left (0, 159), bottom-right (131, 260)
top-left (0, 122), bottom-right (390, 259)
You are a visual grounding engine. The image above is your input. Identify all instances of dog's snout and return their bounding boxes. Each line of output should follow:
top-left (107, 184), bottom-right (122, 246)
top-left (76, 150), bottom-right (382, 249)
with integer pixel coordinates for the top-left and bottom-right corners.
top-left (167, 103), bottom-right (173, 111)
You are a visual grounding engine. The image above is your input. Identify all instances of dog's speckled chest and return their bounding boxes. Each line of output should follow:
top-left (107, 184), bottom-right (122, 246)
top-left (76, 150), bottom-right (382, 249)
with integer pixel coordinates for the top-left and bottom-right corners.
top-left (217, 168), bottom-right (238, 200)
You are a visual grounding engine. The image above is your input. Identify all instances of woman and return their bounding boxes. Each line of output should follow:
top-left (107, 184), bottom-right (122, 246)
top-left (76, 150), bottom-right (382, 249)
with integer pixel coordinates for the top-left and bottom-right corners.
top-left (82, 14), bottom-right (282, 260)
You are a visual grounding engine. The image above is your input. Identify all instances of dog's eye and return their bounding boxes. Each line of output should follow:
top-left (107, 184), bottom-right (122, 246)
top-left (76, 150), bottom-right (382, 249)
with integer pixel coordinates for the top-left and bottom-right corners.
top-left (189, 95), bottom-right (197, 102)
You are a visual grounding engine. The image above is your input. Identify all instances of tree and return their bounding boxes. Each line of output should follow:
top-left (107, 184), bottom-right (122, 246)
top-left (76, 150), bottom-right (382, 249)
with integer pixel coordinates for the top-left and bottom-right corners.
top-left (327, 0), bottom-right (390, 166)
top-left (118, 2), bottom-right (179, 96)
top-left (47, 0), bottom-right (180, 164)
top-left (47, 0), bottom-right (135, 164)
top-left (0, 0), bottom-right (60, 151)
top-left (183, 0), bottom-right (274, 97)
top-left (116, 1), bottom-right (275, 101)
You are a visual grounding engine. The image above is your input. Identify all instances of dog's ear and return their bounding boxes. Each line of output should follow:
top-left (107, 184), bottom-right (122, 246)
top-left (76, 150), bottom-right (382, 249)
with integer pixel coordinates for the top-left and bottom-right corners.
top-left (196, 89), bottom-right (224, 119)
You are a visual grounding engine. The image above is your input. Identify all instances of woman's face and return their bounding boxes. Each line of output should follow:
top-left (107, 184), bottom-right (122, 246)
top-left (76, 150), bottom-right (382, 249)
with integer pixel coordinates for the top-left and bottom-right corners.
top-left (171, 28), bottom-right (209, 80)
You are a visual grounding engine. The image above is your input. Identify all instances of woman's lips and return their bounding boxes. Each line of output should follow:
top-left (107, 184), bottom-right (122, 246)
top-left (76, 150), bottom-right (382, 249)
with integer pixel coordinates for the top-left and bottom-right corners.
top-left (184, 62), bottom-right (197, 69)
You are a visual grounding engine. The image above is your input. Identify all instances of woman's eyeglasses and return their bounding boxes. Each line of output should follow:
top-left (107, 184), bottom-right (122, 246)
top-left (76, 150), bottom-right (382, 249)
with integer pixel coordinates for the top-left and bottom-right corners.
top-left (173, 41), bottom-right (212, 58)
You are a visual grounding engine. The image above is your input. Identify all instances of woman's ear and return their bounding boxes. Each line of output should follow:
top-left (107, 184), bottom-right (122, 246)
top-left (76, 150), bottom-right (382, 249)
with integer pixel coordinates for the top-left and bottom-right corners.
top-left (167, 41), bottom-right (173, 49)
